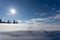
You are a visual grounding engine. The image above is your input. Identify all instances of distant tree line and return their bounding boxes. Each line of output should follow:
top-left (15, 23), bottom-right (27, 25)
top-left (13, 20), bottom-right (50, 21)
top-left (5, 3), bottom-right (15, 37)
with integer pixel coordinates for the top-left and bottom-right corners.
top-left (0, 19), bottom-right (18, 24)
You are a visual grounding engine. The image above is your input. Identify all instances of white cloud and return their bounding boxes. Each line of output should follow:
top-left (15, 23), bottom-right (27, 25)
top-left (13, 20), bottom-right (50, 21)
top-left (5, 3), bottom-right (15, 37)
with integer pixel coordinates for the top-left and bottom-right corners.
top-left (24, 18), bottom-right (53, 25)
top-left (35, 12), bottom-right (48, 17)
top-left (54, 14), bottom-right (60, 19)
top-left (51, 8), bottom-right (56, 10)
top-left (48, 14), bottom-right (60, 20)
top-left (40, 13), bottom-right (47, 16)
top-left (24, 13), bottom-right (60, 25)
top-left (31, 18), bottom-right (45, 21)
top-left (56, 9), bottom-right (60, 13)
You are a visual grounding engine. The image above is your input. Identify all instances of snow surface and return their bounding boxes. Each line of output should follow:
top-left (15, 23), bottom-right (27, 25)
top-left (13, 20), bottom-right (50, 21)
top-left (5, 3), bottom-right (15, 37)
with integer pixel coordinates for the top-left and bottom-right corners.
top-left (0, 24), bottom-right (60, 32)
top-left (0, 24), bottom-right (60, 40)
top-left (0, 24), bottom-right (45, 32)
top-left (0, 31), bottom-right (60, 40)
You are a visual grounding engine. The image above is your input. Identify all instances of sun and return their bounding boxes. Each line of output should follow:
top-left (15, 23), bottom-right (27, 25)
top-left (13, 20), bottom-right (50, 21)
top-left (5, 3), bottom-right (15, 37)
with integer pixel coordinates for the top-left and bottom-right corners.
top-left (10, 9), bottom-right (16, 14)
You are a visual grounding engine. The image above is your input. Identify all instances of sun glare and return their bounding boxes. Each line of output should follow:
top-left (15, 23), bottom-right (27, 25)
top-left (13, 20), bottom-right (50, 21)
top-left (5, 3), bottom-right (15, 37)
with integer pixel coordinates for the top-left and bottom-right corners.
top-left (10, 9), bottom-right (16, 14)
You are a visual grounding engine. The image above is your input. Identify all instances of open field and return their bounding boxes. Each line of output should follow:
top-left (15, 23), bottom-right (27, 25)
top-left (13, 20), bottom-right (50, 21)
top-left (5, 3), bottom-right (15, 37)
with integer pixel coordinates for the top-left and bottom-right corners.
top-left (0, 31), bottom-right (60, 40)
top-left (0, 24), bottom-right (60, 40)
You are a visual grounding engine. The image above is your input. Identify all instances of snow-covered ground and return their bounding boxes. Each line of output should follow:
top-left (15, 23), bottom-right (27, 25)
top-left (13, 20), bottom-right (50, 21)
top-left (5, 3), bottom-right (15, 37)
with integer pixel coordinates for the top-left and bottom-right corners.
top-left (0, 24), bottom-right (29, 32)
top-left (0, 24), bottom-right (60, 32)
top-left (0, 31), bottom-right (60, 40)
top-left (0, 24), bottom-right (46, 32)
top-left (0, 24), bottom-right (60, 40)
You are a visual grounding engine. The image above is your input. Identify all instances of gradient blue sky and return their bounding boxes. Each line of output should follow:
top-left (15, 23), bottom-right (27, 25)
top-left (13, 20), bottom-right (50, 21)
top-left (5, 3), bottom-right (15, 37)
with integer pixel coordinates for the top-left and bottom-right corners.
top-left (0, 0), bottom-right (60, 24)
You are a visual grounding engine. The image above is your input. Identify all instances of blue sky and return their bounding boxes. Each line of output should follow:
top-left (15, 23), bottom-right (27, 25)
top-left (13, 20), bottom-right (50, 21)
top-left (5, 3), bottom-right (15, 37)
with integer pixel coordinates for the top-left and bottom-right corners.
top-left (0, 0), bottom-right (60, 25)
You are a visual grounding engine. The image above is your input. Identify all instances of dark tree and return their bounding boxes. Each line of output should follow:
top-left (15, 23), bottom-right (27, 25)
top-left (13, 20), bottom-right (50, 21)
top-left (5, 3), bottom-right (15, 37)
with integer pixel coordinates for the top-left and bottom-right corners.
top-left (3, 21), bottom-right (5, 23)
top-left (0, 19), bottom-right (1, 23)
top-left (7, 20), bottom-right (10, 23)
top-left (13, 20), bottom-right (15, 24)
top-left (15, 21), bottom-right (18, 24)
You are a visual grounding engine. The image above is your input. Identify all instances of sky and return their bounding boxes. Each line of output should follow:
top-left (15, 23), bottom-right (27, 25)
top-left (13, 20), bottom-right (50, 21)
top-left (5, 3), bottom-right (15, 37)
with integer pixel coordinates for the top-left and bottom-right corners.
top-left (0, 0), bottom-right (60, 31)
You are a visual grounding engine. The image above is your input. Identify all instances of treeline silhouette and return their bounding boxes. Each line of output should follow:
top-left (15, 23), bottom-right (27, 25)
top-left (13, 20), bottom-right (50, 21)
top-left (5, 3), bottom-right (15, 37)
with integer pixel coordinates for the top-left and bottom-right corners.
top-left (0, 19), bottom-right (18, 24)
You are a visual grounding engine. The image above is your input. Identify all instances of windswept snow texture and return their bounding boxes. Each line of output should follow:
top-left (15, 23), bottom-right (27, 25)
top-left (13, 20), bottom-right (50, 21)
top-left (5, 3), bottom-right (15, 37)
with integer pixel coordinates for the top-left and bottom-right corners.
top-left (0, 31), bottom-right (60, 40)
